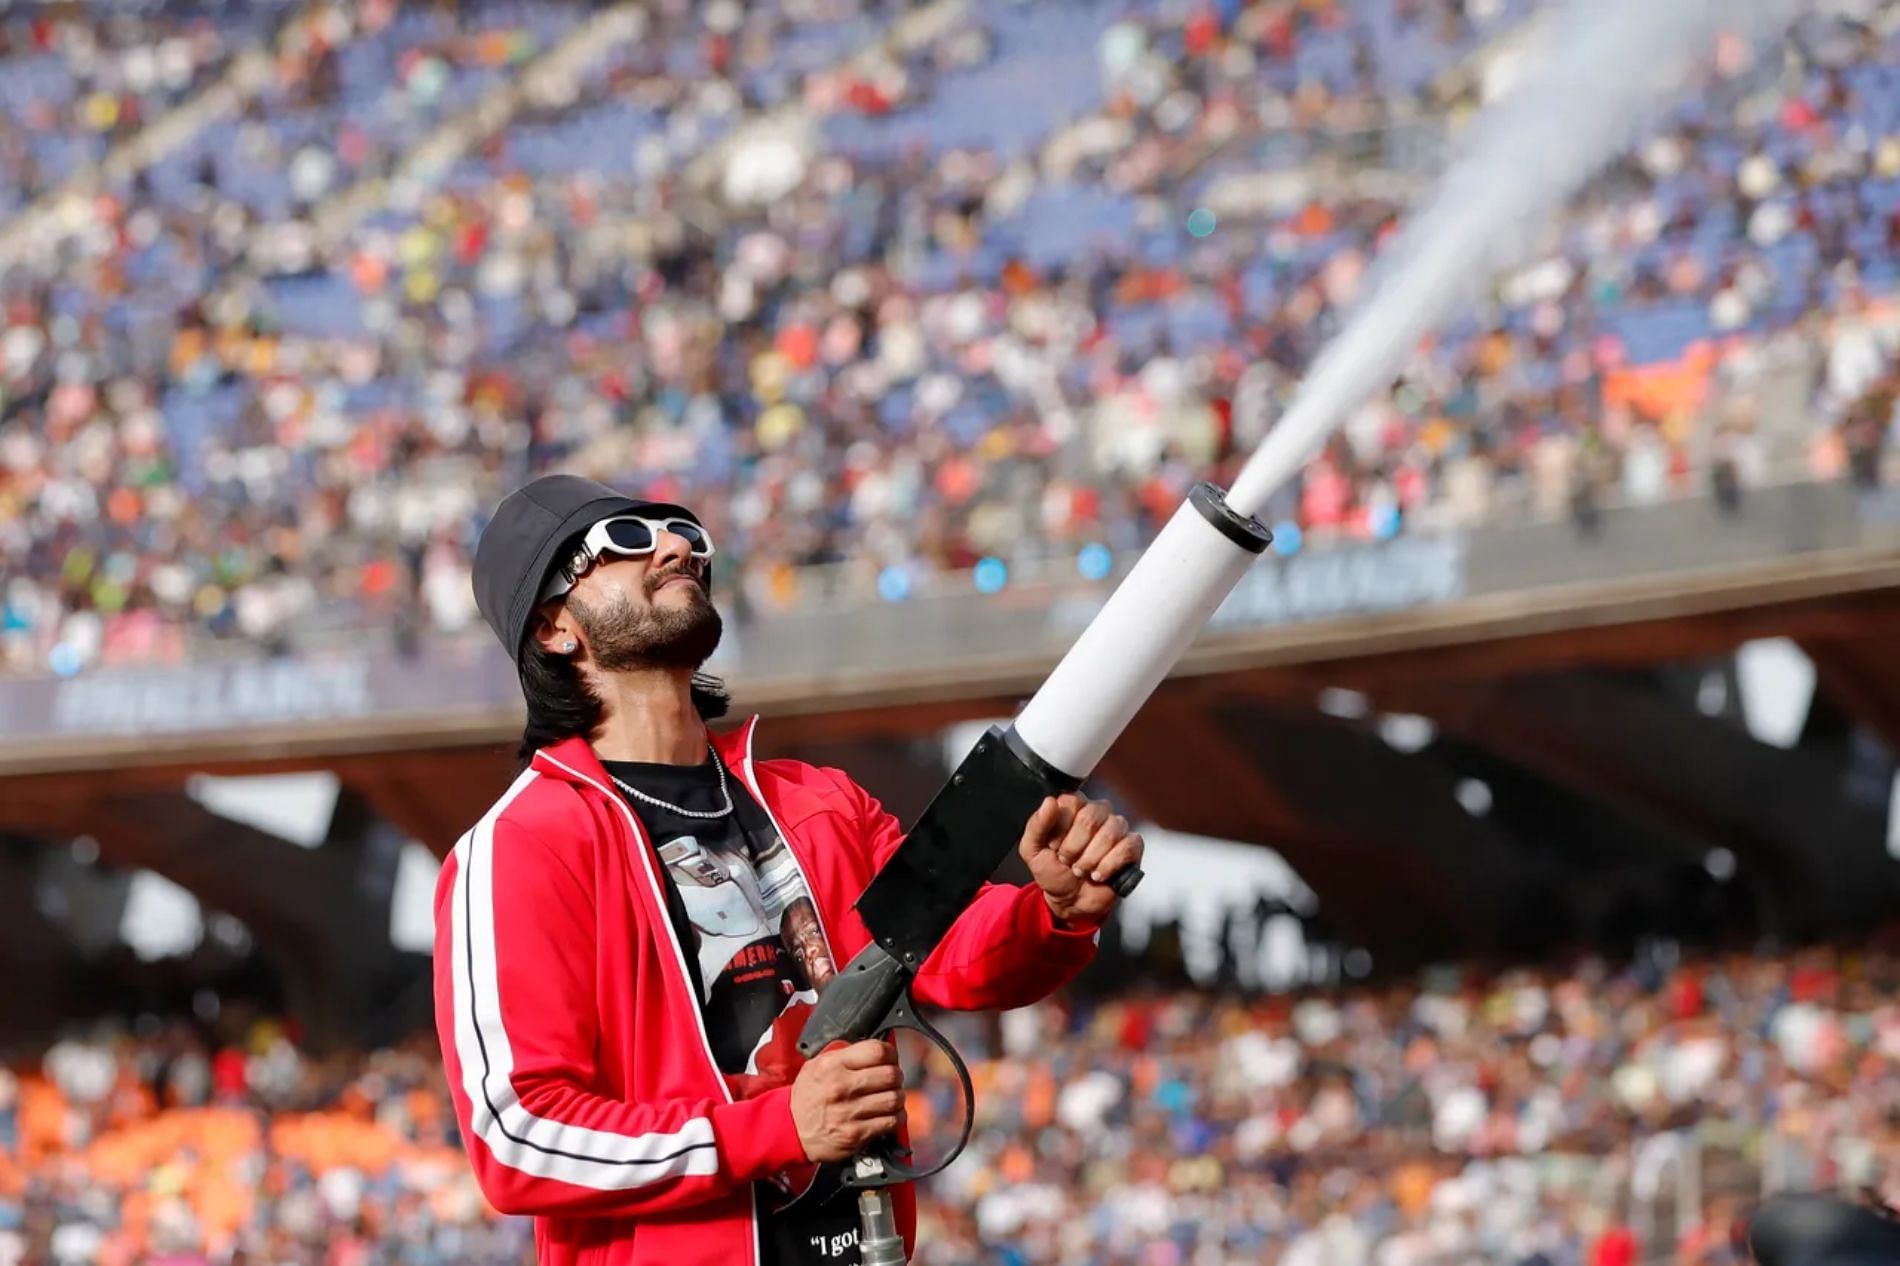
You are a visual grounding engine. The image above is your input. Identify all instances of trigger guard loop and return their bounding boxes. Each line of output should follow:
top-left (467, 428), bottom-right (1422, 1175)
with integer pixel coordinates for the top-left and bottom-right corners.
top-left (843, 994), bottom-right (976, 1189)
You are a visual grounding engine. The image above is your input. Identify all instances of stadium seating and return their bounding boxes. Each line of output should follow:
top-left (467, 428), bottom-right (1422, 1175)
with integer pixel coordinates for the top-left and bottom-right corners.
top-left (5, 938), bottom-right (1892, 1263)
top-left (0, 0), bottom-right (299, 215)
top-left (1, 0), bottom-right (1898, 679)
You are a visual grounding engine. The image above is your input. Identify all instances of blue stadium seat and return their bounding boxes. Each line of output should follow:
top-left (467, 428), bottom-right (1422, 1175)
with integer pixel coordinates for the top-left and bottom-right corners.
top-left (823, 0), bottom-right (1123, 160)
top-left (1609, 302), bottom-right (1713, 366)
top-left (266, 275), bottom-right (368, 339)
top-left (998, 186), bottom-right (1138, 269)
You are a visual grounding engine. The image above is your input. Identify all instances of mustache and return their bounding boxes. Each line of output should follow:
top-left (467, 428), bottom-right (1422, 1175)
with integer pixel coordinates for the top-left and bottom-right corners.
top-left (646, 563), bottom-right (706, 595)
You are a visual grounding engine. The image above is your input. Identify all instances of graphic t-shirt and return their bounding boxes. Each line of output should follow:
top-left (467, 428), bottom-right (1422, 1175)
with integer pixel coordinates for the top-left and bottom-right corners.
top-left (601, 754), bottom-right (861, 1266)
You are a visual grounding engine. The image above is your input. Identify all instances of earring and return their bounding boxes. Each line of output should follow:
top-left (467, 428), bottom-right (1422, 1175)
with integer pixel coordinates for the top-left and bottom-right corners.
top-left (563, 640), bottom-right (578, 654)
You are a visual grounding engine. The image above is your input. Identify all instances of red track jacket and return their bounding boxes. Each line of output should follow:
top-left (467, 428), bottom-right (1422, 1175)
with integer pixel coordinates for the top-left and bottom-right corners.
top-left (433, 718), bottom-right (1100, 1266)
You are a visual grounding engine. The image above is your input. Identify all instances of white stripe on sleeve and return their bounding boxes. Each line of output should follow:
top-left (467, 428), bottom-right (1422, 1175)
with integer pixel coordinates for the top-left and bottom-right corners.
top-left (451, 770), bottom-right (720, 1189)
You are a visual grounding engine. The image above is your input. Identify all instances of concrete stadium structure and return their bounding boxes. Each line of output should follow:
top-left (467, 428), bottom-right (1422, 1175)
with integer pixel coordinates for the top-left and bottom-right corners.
top-left (3, 480), bottom-right (1899, 1047)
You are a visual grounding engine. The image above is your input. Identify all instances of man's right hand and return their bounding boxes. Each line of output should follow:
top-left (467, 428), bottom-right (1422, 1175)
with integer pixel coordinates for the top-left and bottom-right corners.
top-left (789, 1039), bottom-right (904, 1163)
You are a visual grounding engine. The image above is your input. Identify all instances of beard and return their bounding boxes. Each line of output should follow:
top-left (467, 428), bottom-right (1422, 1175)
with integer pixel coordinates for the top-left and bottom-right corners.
top-left (568, 569), bottom-right (723, 672)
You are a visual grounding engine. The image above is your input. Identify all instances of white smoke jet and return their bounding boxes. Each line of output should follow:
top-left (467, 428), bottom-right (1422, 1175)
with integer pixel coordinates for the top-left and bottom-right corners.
top-left (1223, 0), bottom-right (1801, 519)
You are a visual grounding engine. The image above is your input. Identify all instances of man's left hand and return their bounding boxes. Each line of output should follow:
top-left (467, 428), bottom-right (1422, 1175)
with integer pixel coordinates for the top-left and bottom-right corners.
top-left (1018, 794), bottom-right (1144, 928)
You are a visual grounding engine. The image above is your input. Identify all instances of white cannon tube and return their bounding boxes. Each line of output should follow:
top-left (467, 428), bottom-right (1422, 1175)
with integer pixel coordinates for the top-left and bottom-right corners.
top-left (1012, 496), bottom-right (1263, 778)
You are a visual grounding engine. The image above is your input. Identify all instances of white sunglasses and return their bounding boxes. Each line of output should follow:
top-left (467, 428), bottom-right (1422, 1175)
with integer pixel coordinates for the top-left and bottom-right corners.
top-left (540, 515), bottom-right (715, 604)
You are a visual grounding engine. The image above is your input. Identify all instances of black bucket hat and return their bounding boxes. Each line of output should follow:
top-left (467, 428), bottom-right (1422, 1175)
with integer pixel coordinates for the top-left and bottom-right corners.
top-left (472, 474), bottom-right (700, 659)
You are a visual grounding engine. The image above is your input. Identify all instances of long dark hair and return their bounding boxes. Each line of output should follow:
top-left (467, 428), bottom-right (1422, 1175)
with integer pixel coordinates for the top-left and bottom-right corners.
top-left (516, 640), bottom-right (731, 766)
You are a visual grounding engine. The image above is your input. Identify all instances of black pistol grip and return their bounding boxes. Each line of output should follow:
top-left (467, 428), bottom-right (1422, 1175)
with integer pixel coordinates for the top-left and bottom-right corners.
top-left (840, 990), bottom-right (976, 1189)
top-left (797, 942), bottom-right (910, 1059)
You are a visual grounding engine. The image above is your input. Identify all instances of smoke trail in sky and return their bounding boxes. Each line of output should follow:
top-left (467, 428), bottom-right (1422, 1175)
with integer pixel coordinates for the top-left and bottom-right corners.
top-left (1224, 0), bottom-right (1800, 519)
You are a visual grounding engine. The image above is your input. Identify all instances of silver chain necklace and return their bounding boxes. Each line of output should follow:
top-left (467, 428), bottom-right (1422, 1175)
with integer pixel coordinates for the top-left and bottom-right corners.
top-left (609, 745), bottom-right (734, 820)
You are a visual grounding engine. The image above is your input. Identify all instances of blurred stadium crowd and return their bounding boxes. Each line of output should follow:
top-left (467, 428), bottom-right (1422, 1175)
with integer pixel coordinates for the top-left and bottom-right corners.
top-left (5, 7), bottom-right (1900, 1266)
top-left (5, 0), bottom-right (1900, 675)
top-left (3, 935), bottom-right (1895, 1265)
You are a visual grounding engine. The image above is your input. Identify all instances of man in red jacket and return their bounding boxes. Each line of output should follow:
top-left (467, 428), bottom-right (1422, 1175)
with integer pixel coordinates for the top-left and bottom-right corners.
top-left (440, 475), bottom-right (1143, 1266)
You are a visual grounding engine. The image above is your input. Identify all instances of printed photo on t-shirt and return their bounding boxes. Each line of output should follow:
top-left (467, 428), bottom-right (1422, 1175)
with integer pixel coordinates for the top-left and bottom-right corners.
top-left (610, 757), bottom-right (864, 1264)
top-left (657, 823), bottom-right (836, 1156)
